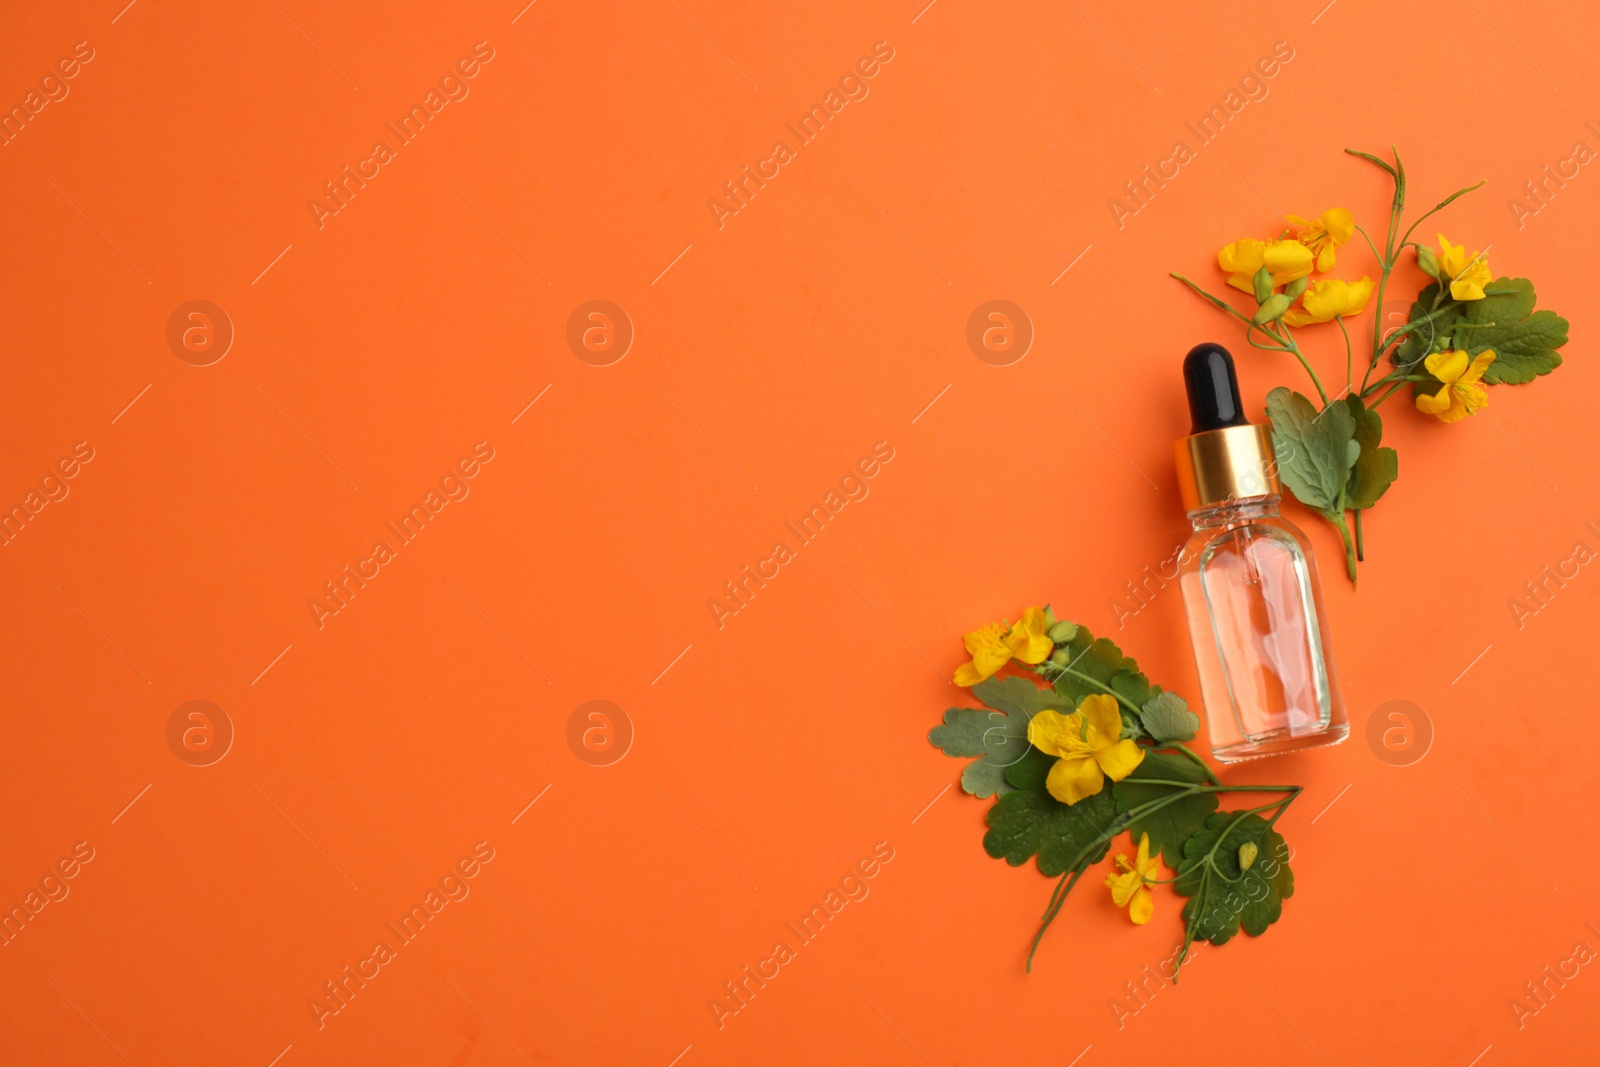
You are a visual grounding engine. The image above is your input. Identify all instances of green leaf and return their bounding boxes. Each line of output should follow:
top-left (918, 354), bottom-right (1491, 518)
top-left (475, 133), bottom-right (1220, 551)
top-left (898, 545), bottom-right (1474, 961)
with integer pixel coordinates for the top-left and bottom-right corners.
top-left (971, 674), bottom-right (1073, 721)
top-left (928, 708), bottom-right (1023, 797)
top-left (983, 787), bottom-right (1117, 877)
top-left (1004, 746), bottom-right (1054, 791)
top-left (929, 677), bottom-right (1071, 798)
top-left (1050, 627), bottom-right (1134, 706)
top-left (1111, 751), bottom-right (1217, 868)
top-left (1394, 282), bottom-right (1459, 371)
top-left (960, 760), bottom-right (1010, 798)
top-left (1265, 387), bottom-right (1356, 514)
top-left (1174, 812), bottom-right (1294, 950)
top-left (1453, 277), bottom-right (1568, 384)
top-left (1343, 394), bottom-right (1397, 510)
top-left (927, 708), bottom-right (999, 759)
top-left (1138, 691), bottom-right (1198, 743)
top-left (1109, 667), bottom-right (1154, 710)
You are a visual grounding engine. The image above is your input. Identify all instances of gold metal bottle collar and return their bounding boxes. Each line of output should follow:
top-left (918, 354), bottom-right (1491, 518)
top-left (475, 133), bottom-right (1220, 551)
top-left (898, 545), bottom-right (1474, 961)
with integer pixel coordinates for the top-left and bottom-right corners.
top-left (1173, 423), bottom-right (1280, 511)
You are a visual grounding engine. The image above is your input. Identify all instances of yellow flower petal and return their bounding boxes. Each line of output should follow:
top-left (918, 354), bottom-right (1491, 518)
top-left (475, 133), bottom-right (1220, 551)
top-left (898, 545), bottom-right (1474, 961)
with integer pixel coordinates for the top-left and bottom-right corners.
top-left (1106, 866), bottom-right (1140, 907)
top-left (1078, 694), bottom-right (1123, 745)
top-left (1128, 885), bottom-right (1154, 925)
top-left (1095, 738), bottom-right (1146, 783)
top-left (1282, 277), bottom-right (1373, 326)
top-left (1415, 383), bottom-right (1454, 418)
top-left (1461, 350), bottom-right (1497, 385)
top-left (1450, 258), bottom-right (1492, 301)
top-left (1217, 237), bottom-right (1312, 289)
top-left (1320, 208), bottom-right (1354, 245)
top-left (1047, 753), bottom-right (1104, 805)
top-left (1108, 836), bottom-right (1158, 922)
top-left (953, 661), bottom-right (986, 687)
top-left (1288, 209), bottom-right (1354, 272)
top-left (1322, 276), bottom-right (1373, 316)
top-left (1219, 238), bottom-right (1267, 293)
top-left (1261, 240), bottom-right (1314, 285)
top-left (1423, 349), bottom-right (1469, 384)
top-left (955, 621), bottom-right (1012, 685)
top-left (962, 622), bottom-right (1006, 658)
top-left (1006, 606), bottom-right (1054, 665)
top-left (1135, 835), bottom-right (1161, 881)
top-left (1436, 234), bottom-right (1467, 277)
top-left (1345, 276), bottom-right (1375, 310)
top-left (1435, 234), bottom-right (1491, 300)
top-left (972, 643), bottom-right (1011, 677)
top-left (1027, 709), bottom-right (1075, 757)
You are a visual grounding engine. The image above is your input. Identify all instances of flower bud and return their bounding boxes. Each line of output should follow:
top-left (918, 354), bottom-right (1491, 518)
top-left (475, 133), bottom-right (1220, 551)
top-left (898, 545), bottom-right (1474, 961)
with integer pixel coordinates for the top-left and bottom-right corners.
top-left (1238, 842), bottom-right (1259, 871)
top-left (1042, 605), bottom-right (1058, 629)
top-left (1284, 276), bottom-right (1309, 300)
top-left (1048, 620), bottom-right (1078, 644)
top-left (1252, 265), bottom-right (1273, 304)
top-left (1050, 648), bottom-right (1070, 667)
top-left (1416, 244), bottom-right (1440, 279)
top-left (1252, 294), bottom-right (1292, 325)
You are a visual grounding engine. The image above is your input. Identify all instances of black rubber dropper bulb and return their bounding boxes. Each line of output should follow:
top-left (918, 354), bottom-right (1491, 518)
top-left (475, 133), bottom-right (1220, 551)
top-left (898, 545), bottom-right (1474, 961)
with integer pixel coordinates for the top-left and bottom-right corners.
top-left (1183, 342), bottom-right (1250, 434)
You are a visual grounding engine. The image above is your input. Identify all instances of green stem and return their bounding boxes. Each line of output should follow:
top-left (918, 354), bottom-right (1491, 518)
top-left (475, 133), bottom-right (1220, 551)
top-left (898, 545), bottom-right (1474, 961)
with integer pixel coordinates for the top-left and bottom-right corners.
top-left (1352, 223), bottom-right (1384, 263)
top-left (1271, 327), bottom-right (1329, 404)
top-left (1366, 372), bottom-right (1434, 390)
top-left (1245, 323), bottom-right (1290, 351)
top-left (1388, 147), bottom-right (1408, 249)
top-left (1397, 180), bottom-right (1486, 250)
top-left (1359, 149), bottom-right (1408, 398)
top-left (1336, 315), bottom-right (1353, 395)
top-left (1324, 503), bottom-right (1358, 585)
top-left (1368, 380), bottom-right (1409, 411)
top-left (1127, 781), bottom-right (1295, 792)
top-left (1165, 742), bottom-right (1221, 787)
top-left (1056, 667), bottom-right (1142, 717)
top-left (1027, 864), bottom-right (1085, 972)
top-left (1264, 786), bottom-right (1303, 828)
top-left (1354, 509), bottom-right (1365, 562)
top-left (1368, 256), bottom-right (1395, 390)
top-left (1171, 274), bottom-right (1288, 344)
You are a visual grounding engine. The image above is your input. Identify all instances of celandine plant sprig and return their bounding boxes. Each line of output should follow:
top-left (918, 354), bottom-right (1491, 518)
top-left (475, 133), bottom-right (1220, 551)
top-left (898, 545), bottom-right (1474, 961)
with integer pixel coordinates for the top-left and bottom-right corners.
top-left (1170, 147), bottom-right (1570, 585)
top-left (930, 606), bottom-right (1300, 976)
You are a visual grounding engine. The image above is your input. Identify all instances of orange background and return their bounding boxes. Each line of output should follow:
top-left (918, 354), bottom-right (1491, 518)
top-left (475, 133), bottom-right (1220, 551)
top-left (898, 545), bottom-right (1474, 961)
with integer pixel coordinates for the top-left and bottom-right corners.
top-left (2, 1), bottom-right (1597, 1064)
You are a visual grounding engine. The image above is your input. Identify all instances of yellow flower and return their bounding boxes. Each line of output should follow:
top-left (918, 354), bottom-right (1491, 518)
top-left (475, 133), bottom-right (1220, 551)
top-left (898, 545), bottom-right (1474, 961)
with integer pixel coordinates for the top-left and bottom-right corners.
top-left (1281, 276), bottom-right (1374, 326)
top-left (1218, 238), bottom-right (1314, 293)
top-left (953, 606), bottom-right (1053, 687)
top-left (1106, 833), bottom-right (1159, 924)
top-left (1416, 348), bottom-right (1496, 423)
top-left (1287, 208), bottom-right (1354, 272)
top-left (1436, 234), bottom-right (1492, 301)
top-left (1026, 694), bottom-right (1145, 805)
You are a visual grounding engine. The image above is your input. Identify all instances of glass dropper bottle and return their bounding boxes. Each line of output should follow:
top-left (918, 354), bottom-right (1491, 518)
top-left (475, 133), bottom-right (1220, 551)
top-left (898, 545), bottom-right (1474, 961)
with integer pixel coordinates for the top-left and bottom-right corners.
top-left (1173, 342), bottom-right (1349, 762)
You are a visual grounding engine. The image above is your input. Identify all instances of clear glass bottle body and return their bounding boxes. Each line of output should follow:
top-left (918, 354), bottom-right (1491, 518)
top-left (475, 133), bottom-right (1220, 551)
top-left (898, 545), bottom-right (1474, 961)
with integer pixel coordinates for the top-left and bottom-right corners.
top-left (1177, 496), bottom-right (1348, 762)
